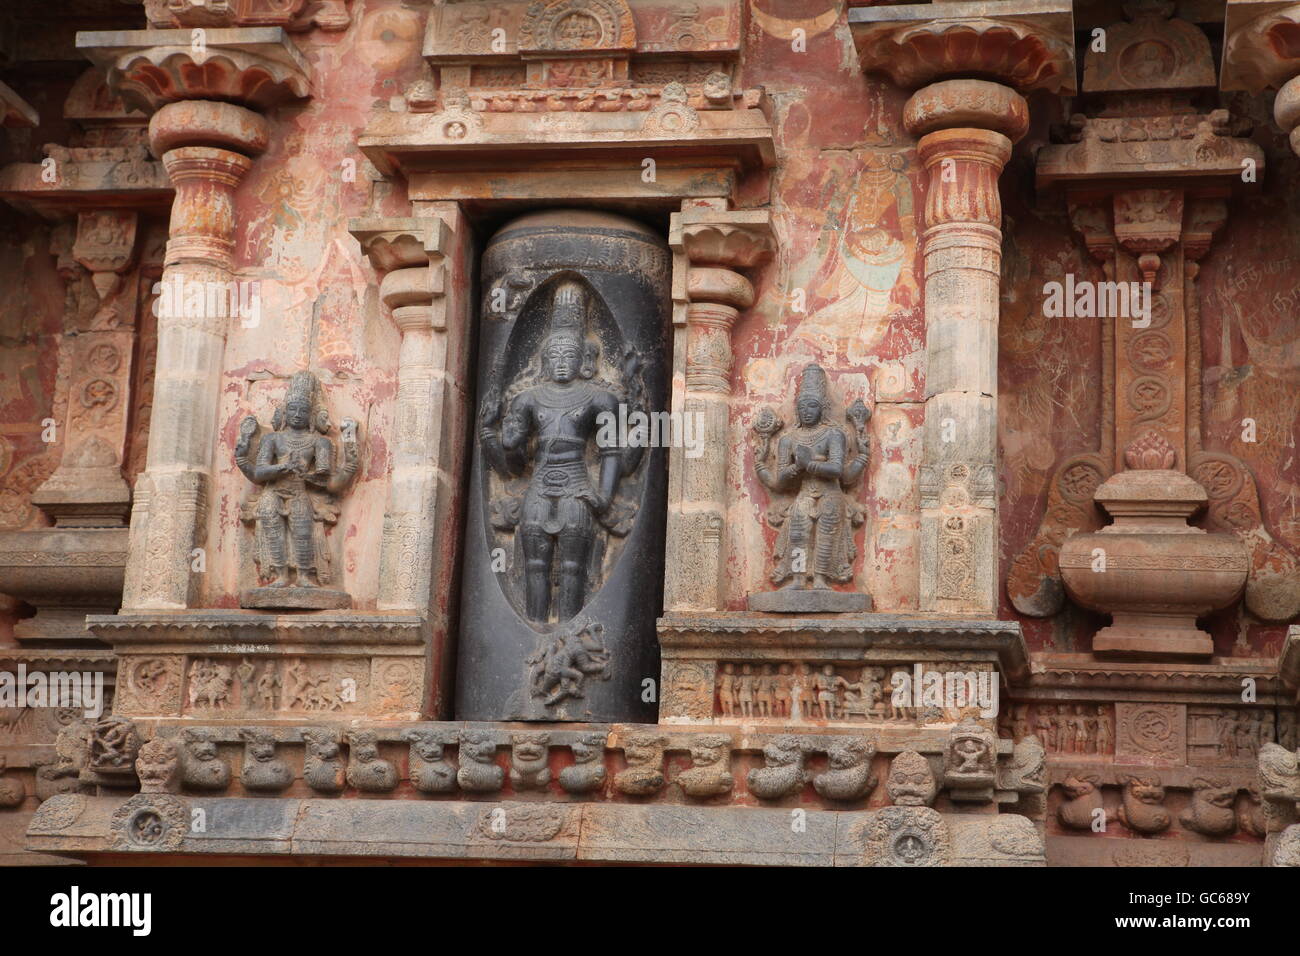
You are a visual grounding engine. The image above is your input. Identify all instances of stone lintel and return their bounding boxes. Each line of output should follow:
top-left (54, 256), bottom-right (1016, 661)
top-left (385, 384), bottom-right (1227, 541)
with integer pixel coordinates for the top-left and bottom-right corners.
top-left (26, 794), bottom-right (1042, 866)
top-left (658, 612), bottom-right (1029, 677)
top-left (1221, 0), bottom-right (1300, 92)
top-left (1025, 651), bottom-right (1289, 706)
top-left (0, 160), bottom-right (172, 219)
top-left (849, 0), bottom-right (1077, 94)
top-left (357, 107), bottom-right (774, 183)
top-left (1036, 138), bottom-right (1266, 194)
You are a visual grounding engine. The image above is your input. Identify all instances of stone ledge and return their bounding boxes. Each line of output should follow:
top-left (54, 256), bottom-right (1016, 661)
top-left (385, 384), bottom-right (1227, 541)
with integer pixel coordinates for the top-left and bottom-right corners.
top-left (26, 794), bottom-right (1045, 866)
top-left (86, 611), bottom-right (427, 646)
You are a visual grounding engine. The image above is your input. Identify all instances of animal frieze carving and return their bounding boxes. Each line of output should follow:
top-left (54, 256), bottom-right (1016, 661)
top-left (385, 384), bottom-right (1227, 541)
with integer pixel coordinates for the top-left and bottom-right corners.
top-left (676, 734), bottom-right (734, 798)
top-left (346, 731), bottom-right (397, 793)
top-left (510, 733), bottom-right (553, 791)
top-left (239, 729), bottom-right (292, 793)
top-left (812, 737), bottom-right (877, 802)
top-left (303, 729), bottom-right (346, 794)
top-left (1180, 777), bottom-right (1238, 837)
top-left (746, 734), bottom-right (808, 800)
top-left (457, 732), bottom-right (505, 792)
top-left (405, 731), bottom-right (457, 794)
top-left (1057, 773), bottom-right (1113, 831)
top-left (885, 750), bottom-right (936, 808)
top-left (1118, 774), bottom-right (1171, 834)
top-left (559, 733), bottom-right (608, 794)
top-left (614, 733), bottom-right (666, 796)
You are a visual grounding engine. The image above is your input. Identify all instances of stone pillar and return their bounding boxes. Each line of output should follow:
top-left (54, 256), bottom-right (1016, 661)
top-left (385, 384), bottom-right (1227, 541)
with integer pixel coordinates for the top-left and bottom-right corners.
top-left (664, 205), bottom-right (774, 612)
top-left (76, 28), bottom-right (311, 610)
top-left (122, 103), bottom-right (268, 610)
top-left (905, 81), bottom-right (1027, 615)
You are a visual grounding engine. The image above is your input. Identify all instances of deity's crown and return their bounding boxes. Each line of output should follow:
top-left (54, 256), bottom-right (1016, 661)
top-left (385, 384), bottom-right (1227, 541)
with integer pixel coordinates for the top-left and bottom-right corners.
top-left (545, 280), bottom-right (588, 348)
top-left (796, 363), bottom-right (829, 406)
top-left (285, 370), bottom-right (318, 408)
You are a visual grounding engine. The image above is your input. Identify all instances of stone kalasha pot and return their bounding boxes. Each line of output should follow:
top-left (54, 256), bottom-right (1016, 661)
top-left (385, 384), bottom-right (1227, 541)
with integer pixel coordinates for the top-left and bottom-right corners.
top-left (1058, 469), bottom-right (1247, 659)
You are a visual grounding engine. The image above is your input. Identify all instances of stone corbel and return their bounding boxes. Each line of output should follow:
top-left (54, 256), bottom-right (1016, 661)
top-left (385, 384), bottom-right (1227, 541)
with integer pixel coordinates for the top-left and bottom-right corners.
top-left (0, 78), bottom-right (38, 129)
top-left (663, 204), bottom-right (775, 612)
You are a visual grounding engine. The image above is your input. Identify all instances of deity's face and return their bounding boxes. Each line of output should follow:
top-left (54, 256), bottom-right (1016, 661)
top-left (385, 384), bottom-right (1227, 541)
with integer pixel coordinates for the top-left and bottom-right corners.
top-left (286, 399), bottom-right (311, 429)
top-left (545, 337), bottom-right (582, 383)
top-left (797, 396), bottom-right (823, 426)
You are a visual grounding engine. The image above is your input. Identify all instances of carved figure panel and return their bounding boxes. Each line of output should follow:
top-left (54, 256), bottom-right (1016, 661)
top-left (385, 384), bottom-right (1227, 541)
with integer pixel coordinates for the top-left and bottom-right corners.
top-left (458, 210), bottom-right (670, 722)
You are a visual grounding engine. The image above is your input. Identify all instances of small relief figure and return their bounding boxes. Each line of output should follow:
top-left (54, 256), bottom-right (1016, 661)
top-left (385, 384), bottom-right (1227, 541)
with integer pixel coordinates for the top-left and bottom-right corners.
top-left (885, 750), bottom-right (936, 807)
top-left (456, 732), bottom-right (505, 792)
top-left (559, 733), bottom-right (608, 794)
top-left (135, 737), bottom-right (180, 795)
top-left (1181, 777), bottom-right (1238, 837)
top-left (181, 730), bottom-right (231, 791)
top-left (749, 363), bottom-right (871, 613)
top-left (36, 721), bottom-right (91, 800)
top-left (746, 735), bottom-right (809, 800)
top-left (239, 729), bottom-right (292, 792)
top-left (1003, 735), bottom-right (1046, 794)
top-left (478, 281), bottom-right (643, 626)
top-left (676, 735), bottom-right (734, 799)
top-left (235, 369), bottom-right (360, 610)
top-left (813, 737), bottom-right (878, 802)
top-left (88, 716), bottom-right (140, 780)
top-left (509, 733), bottom-right (552, 791)
top-left (614, 733), bottom-right (666, 796)
top-left (346, 731), bottom-right (397, 793)
top-left (302, 729), bottom-right (346, 794)
top-left (526, 621), bottom-right (611, 707)
top-left (404, 731), bottom-right (457, 794)
top-left (1117, 774), bottom-right (1171, 834)
top-left (943, 717), bottom-right (997, 795)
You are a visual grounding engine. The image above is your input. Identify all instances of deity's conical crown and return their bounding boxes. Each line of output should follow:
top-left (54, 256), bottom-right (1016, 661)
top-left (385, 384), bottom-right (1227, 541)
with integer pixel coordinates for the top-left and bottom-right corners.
top-left (285, 370), bottom-right (318, 409)
top-left (546, 281), bottom-right (587, 348)
top-left (796, 363), bottom-right (828, 405)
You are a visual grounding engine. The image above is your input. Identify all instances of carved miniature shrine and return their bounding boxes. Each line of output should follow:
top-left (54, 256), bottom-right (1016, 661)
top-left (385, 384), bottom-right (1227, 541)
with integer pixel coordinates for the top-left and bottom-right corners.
top-left (0, 0), bottom-right (1298, 868)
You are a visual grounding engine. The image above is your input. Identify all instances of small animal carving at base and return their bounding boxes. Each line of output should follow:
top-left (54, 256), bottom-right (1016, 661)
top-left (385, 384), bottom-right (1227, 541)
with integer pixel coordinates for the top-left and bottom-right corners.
top-left (747, 735), bottom-right (808, 800)
top-left (302, 729), bottom-right (346, 794)
top-left (1118, 774), bottom-right (1171, 834)
top-left (1057, 774), bottom-right (1113, 831)
top-left (510, 733), bottom-right (552, 791)
top-left (1258, 743), bottom-right (1300, 804)
top-left (0, 757), bottom-right (24, 808)
top-left (676, 735), bottom-right (734, 798)
top-left (1180, 778), bottom-right (1237, 837)
top-left (182, 730), bottom-right (232, 791)
top-left (615, 733), bottom-right (666, 796)
top-left (404, 730), bottom-right (457, 794)
top-left (457, 732), bottom-right (505, 792)
top-left (813, 737), bottom-right (877, 802)
top-left (559, 733), bottom-right (607, 794)
top-left (239, 729), bottom-right (292, 792)
top-left (346, 731), bottom-right (397, 792)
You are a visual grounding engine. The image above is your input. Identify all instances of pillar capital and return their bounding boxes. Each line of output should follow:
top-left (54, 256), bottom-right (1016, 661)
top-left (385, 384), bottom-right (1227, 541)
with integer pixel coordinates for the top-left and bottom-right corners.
top-left (76, 27), bottom-right (312, 115)
top-left (850, 0), bottom-right (1076, 95)
top-left (904, 80), bottom-right (1029, 142)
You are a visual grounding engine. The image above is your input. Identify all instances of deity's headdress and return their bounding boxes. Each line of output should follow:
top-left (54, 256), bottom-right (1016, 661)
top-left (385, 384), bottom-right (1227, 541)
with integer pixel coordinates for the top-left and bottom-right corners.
top-left (543, 280), bottom-right (597, 378)
top-left (796, 363), bottom-right (830, 419)
top-left (273, 370), bottom-right (330, 433)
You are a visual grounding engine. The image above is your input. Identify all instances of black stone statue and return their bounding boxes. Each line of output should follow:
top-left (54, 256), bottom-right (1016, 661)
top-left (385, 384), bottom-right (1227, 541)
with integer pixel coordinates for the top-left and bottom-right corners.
top-left (457, 210), bottom-right (670, 721)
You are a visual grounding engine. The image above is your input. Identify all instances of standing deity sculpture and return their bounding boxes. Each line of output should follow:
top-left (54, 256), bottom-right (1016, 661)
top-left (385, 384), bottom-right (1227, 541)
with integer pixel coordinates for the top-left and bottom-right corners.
top-left (235, 370), bottom-right (360, 609)
top-left (458, 209), bottom-right (670, 722)
top-left (479, 280), bottom-right (642, 624)
top-left (749, 363), bottom-right (872, 612)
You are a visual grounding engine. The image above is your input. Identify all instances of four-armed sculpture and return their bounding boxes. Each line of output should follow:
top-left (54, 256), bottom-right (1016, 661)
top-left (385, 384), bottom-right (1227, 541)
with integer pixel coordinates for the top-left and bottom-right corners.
top-left (749, 363), bottom-right (872, 612)
top-left (235, 370), bottom-right (360, 610)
